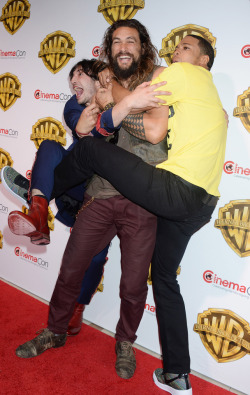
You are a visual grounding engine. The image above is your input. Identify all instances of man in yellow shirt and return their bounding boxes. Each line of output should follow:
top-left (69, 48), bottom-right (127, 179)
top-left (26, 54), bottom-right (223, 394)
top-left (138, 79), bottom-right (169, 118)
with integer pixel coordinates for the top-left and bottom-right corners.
top-left (15, 32), bottom-right (227, 394)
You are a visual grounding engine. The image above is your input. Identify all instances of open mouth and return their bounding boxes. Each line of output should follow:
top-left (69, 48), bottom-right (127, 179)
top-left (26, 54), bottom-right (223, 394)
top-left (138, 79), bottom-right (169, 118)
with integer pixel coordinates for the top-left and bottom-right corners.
top-left (74, 87), bottom-right (83, 99)
top-left (117, 54), bottom-right (132, 65)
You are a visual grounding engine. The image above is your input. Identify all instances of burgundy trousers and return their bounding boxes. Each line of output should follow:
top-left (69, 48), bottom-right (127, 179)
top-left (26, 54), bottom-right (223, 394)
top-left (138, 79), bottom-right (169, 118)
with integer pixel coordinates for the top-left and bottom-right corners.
top-left (48, 194), bottom-right (157, 343)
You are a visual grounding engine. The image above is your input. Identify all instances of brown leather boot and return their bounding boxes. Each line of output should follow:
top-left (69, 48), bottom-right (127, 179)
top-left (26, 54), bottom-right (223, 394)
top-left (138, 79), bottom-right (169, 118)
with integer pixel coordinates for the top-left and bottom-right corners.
top-left (67, 303), bottom-right (85, 336)
top-left (8, 196), bottom-right (50, 245)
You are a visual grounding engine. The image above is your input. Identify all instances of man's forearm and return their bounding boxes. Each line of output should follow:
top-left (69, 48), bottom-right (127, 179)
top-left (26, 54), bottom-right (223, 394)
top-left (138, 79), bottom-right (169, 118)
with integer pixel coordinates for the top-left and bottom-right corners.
top-left (122, 114), bottom-right (146, 140)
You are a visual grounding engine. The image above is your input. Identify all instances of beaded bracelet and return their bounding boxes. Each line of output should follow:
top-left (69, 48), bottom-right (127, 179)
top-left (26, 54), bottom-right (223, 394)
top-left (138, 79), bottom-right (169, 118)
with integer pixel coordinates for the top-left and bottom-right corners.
top-left (103, 102), bottom-right (115, 111)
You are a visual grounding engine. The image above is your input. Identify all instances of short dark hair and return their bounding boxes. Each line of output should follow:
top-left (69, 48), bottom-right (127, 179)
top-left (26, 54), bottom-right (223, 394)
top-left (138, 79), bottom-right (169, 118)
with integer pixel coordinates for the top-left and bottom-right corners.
top-left (100, 19), bottom-right (159, 89)
top-left (69, 59), bottom-right (107, 80)
top-left (187, 34), bottom-right (215, 70)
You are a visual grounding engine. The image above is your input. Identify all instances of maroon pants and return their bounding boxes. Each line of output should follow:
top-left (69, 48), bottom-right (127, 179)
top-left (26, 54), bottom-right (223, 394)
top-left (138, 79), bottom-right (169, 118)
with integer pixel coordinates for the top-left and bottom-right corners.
top-left (48, 194), bottom-right (157, 343)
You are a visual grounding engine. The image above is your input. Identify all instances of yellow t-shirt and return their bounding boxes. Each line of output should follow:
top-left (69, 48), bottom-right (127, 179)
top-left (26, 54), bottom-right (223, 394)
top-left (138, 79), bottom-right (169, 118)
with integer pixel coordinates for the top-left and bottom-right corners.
top-left (152, 62), bottom-right (227, 196)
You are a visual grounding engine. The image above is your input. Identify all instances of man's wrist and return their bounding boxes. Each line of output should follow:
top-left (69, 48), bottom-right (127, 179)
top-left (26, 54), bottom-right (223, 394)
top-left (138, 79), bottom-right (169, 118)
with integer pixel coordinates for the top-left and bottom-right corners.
top-left (104, 102), bottom-right (115, 111)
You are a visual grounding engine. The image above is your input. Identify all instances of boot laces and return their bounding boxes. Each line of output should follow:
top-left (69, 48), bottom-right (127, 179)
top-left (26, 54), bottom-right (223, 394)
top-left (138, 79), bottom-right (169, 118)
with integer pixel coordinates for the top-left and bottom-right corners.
top-left (35, 328), bottom-right (53, 345)
top-left (119, 341), bottom-right (136, 356)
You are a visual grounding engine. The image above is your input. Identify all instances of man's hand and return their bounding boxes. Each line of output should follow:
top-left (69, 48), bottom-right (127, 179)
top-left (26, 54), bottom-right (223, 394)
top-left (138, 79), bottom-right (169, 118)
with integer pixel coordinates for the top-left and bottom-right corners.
top-left (98, 67), bottom-right (114, 88)
top-left (95, 82), bottom-right (114, 110)
top-left (125, 81), bottom-right (171, 112)
top-left (75, 102), bottom-right (100, 138)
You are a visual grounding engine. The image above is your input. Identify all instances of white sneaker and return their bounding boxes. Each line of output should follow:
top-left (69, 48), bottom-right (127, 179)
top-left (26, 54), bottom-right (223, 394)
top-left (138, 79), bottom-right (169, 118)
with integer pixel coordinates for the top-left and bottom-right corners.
top-left (153, 369), bottom-right (192, 394)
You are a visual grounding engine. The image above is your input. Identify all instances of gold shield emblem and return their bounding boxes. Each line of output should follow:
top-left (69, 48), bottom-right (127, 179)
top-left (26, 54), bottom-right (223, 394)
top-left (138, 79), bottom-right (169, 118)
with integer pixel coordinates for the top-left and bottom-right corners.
top-left (98, 0), bottom-right (144, 25)
top-left (147, 263), bottom-right (181, 285)
top-left (214, 200), bottom-right (250, 257)
top-left (0, 0), bottom-right (30, 35)
top-left (38, 31), bottom-right (75, 74)
top-left (194, 308), bottom-right (250, 363)
top-left (0, 73), bottom-right (21, 111)
top-left (30, 117), bottom-right (67, 150)
top-left (233, 87), bottom-right (250, 133)
top-left (0, 148), bottom-right (13, 180)
top-left (97, 275), bottom-right (104, 293)
top-left (159, 24), bottom-right (216, 66)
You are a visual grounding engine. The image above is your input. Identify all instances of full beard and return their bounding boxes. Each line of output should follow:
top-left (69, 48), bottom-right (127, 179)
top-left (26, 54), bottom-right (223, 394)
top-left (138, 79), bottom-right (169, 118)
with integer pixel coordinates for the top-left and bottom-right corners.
top-left (111, 55), bottom-right (140, 80)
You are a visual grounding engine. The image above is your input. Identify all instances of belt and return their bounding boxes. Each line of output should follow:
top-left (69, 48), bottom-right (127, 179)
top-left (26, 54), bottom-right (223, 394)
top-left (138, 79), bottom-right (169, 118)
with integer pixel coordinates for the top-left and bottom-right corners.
top-left (178, 177), bottom-right (219, 207)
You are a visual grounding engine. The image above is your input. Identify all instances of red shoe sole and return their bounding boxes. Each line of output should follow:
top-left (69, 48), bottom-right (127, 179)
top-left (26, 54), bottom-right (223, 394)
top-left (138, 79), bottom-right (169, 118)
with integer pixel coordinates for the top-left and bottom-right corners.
top-left (8, 212), bottom-right (50, 245)
top-left (31, 233), bottom-right (50, 245)
top-left (8, 212), bottom-right (36, 236)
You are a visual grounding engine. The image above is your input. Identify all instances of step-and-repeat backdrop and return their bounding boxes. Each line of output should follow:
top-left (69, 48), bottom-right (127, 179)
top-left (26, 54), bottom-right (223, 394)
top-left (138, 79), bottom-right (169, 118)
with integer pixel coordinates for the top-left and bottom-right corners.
top-left (0, 1), bottom-right (249, 393)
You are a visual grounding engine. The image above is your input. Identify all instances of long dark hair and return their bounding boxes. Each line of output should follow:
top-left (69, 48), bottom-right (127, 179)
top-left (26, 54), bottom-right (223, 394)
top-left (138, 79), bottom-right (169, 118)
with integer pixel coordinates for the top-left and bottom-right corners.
top-left (100, 19), bottom-right (160, 89)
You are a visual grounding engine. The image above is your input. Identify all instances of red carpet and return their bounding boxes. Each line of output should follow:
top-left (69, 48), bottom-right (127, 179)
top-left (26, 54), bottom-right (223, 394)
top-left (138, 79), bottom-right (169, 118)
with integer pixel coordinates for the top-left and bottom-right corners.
top-left (0, 280), bottom-right (234, 394)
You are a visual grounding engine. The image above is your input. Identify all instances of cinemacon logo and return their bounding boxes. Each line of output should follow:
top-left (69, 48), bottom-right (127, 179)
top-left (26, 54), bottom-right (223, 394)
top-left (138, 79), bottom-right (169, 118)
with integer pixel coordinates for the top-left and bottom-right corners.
top-left (34, 89), bottom-right (71, 101)
top-left (223, 161), bottom-right (250, 176)
top-left (0, 203), bottom-right (8, 213)
top-left (14, 247), bottom-right (48, 269)
top-left (203, 270), bottom-right (250, 297)
top-left (0, 128), bottom-right (18, 137)
top-left (0, 49), bottom-right (26, 58)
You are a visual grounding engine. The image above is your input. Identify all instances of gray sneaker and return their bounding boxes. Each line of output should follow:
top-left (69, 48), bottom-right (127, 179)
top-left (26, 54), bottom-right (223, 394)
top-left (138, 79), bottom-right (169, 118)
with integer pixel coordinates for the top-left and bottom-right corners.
top-left (16, 328), bottom-right (67, 358)
top-left (153, 369), bottom-right (192, 394)
top-left (1, 166), bottom-right (29, 208)
top-left (115, 341), bottom-right (136, 379)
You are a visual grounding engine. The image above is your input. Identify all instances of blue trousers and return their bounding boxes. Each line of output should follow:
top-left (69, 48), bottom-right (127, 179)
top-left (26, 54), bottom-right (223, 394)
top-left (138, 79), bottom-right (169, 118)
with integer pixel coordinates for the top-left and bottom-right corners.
top-left (31, 139), bottom-right (85, 202)
top-left (31, 139), bottom-right (109, 305)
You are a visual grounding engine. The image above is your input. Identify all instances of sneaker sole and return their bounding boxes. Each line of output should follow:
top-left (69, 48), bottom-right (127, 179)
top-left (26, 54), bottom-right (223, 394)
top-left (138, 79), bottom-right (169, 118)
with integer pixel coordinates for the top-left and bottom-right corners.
top-left (153, 372), bottom-right (192, 394)
top-left (1, 167), bottom-right (29, 209)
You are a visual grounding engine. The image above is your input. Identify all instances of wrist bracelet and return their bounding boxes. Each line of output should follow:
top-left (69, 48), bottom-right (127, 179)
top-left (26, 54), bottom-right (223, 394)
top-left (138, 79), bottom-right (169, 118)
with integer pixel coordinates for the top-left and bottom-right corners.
top-left (104, 102), bottom-right (115, 111)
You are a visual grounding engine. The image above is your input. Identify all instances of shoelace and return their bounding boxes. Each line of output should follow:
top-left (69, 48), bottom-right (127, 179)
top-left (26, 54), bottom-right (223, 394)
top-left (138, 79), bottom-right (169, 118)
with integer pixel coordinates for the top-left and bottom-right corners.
top-left (35, 328), bottom-right (52, 344)
top-left (119, 342), bottom-right (136, 356)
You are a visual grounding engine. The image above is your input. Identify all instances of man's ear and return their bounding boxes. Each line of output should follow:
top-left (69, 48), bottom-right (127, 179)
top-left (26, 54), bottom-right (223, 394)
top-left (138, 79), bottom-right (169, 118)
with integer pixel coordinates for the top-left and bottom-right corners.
top-left (199, 54), bottom-right (209, 69)
top-left (95, 80), bottom-right (101, 89)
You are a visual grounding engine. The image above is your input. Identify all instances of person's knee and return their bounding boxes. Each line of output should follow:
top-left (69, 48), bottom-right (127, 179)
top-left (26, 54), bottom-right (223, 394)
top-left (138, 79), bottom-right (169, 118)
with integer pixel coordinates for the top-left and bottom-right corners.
top-left (39, 139), bottom-right (59, 151)
top-left (38, 140), bottom-right (65, 163)
top-left (120, 280), bottom-right (148, 300)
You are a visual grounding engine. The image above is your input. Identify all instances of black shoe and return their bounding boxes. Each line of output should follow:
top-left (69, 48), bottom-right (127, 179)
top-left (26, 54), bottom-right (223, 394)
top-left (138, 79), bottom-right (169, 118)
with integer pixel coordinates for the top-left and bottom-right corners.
top-left (153, 369), bottom-right (192, 393)
top-left (16, 328), bottom-right (67, 358)
top-left (115, 341), bottom-right (136, 379)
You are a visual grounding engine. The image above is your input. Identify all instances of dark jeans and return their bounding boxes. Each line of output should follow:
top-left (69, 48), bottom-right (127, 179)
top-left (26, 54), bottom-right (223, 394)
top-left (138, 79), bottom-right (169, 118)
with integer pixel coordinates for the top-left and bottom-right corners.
top-left (53, 137), bottom-right (217, 373)
top-left (48, 195), bottom-right (157, 343)
top-left (77, 242), bottom-right (109, 305)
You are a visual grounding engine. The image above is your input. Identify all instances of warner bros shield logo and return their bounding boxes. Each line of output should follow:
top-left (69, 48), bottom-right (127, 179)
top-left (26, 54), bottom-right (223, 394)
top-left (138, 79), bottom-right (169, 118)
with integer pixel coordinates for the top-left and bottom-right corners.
top-left (38, 31), bottom-right (75, 74)
top-left (214, 200), bottom-right (250, 257)
top-left (194, 308), bottom-right (250, 363)
top-left (233, 87), bottom-right (250, 133)
top-left (159, 24), bottom-right (216, 66)
top-left (0, 0), bottom-right (30, 35)
top-left (98, 0), bottom-right (145, 25)
top-left (0, 73), bottom-right (21, 111)
top-left (0, 148), bottom-right (13, 177)
top-left (30, 117), bottom-right (67, 149)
